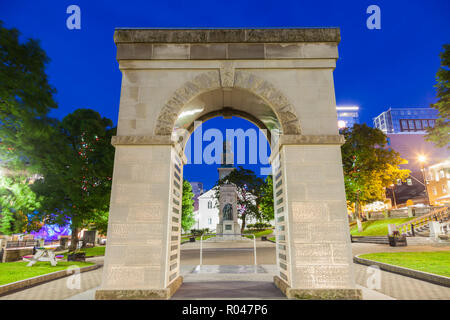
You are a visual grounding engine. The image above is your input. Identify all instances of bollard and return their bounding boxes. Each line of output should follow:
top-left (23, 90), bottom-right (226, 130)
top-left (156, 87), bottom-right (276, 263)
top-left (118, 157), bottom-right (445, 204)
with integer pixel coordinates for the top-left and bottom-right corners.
top-left (411, 224), bottom-right (415, 236)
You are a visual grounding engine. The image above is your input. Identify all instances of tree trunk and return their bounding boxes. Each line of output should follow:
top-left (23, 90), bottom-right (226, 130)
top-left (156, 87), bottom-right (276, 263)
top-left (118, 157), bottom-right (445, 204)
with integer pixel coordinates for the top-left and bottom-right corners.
top-left (240, 213), bottom-right (246, 234)
top-left (69, 227), bottom-right (79, 251)
top-left (355, 200), bottom-right (363, 232)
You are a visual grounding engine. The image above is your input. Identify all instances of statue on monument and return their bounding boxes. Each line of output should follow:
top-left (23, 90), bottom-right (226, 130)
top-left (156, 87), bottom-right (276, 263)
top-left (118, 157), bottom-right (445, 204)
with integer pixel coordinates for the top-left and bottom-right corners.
top-left (222, 203), bottom-right (233, 220)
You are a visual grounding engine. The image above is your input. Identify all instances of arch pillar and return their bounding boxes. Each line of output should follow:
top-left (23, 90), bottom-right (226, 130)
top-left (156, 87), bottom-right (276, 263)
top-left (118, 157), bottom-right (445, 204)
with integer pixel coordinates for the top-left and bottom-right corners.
top-left (95, 140), bottom-right (185, 300)
top-left (270, 135), bottom-right (361, 299)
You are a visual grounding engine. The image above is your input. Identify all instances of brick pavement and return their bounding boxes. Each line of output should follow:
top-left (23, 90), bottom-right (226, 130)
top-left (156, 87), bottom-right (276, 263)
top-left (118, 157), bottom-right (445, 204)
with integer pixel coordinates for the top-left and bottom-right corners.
top-left (1, 244), bottom-right (449, 300)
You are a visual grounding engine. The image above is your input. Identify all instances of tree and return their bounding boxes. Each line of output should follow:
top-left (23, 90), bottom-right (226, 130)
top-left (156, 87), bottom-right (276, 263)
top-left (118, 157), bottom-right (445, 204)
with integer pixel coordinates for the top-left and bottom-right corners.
top-left (426, 44), bottom-right (450, 148)
top-left (214, 166), bottom-right (264, 233)
top-left (181, 180), bottom-right (196, 233)
top-left (341, 124), bottom-right (410, 222)
top-left (259, 175), bottom-right (274, 222)
top-left (0, 21), bottom-right (57, 172)
top-left (88, 210), bottom-right (109, 236)
top-left (0, 175), bottom-right (42, 235)
top-left (32, 109), bottom-right (116, 250)
top-left (0, 21), bottom-right (60, 235)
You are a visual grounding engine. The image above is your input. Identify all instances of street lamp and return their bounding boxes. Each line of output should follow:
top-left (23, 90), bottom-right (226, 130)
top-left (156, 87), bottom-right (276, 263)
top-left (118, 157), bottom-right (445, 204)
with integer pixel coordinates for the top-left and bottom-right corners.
top-left (418, 155), bottom-right (430, 206)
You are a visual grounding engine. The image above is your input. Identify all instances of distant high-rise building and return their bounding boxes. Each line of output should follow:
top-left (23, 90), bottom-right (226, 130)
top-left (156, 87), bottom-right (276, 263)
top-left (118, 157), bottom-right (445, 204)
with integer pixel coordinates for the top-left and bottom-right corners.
top-left (373, 107), bottom-right (448, 206)
top-left (336, 106), bottom-right (359, 129)
top-left (373, 107), bottom-right (439, 134)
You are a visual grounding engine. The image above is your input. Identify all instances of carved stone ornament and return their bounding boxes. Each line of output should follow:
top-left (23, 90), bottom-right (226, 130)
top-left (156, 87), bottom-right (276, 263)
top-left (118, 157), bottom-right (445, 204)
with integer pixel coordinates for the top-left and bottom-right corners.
top-left (220, 62), bottom-right (235, 88)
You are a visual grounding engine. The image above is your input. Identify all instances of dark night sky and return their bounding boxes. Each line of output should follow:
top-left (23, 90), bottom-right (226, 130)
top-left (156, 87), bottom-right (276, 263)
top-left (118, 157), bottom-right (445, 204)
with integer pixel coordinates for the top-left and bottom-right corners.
top-left (1, 0), bottom-right (449, 189)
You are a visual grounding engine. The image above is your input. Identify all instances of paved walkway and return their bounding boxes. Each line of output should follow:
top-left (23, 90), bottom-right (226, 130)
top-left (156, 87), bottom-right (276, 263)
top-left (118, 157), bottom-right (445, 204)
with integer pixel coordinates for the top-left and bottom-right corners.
top-left (0, 257), bottom-right (104, 300)
top-left (1, 242), bottom-right (449, 300)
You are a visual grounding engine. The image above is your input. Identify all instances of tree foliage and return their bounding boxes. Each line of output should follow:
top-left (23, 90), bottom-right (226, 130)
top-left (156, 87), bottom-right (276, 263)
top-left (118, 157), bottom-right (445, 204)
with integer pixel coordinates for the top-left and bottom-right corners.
top-left (426, 44), bottom-right (450, 148)
top-left (0, 21), bottom-right (57, 235)
top-left (31, 109), bottom-right (115, 249)
top-left (0, 23), bottom-right (114, 243)
top-left (214, 166), bottom-right (264, 233)
top-left (341, 124), bottom-right (410, 209)
top-left (181, 179), bottom-right (196, 232)
top-left (88, 210), bottom-right (109, 236)
top-left (0, 175), bottom-right (42, 235)
top-left (259, 175), bottom-right (274, 222)
top-left (0, 21), bottom-right (57, 172)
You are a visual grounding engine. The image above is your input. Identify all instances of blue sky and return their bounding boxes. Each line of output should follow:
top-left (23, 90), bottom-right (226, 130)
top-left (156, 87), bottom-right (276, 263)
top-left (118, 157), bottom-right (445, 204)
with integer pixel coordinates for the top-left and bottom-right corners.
top-left (1, 0), bottom-right (449, 189)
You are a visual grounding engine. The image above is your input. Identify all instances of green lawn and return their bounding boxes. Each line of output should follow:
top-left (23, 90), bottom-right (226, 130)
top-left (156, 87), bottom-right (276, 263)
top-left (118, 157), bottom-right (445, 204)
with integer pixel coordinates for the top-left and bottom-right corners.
top-left (350, 218), bottom-right (414, 236)
top-left (359, 251), bottom-right (450, 277)
top-left (62, 246), bottom-right (106, 258)
top-left (268, 237), bottom-right (275, 241)
top-left (243, 229), bottom-right (273, 239)
top-left (0, 261), bottom-right (95, 286)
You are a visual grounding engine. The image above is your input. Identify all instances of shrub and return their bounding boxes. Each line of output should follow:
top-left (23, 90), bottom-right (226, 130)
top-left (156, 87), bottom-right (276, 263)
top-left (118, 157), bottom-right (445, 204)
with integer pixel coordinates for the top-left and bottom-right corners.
top-left (190, 228), bottom-right (210, 236)
top-left (247, 222), bottom-right (272, 231)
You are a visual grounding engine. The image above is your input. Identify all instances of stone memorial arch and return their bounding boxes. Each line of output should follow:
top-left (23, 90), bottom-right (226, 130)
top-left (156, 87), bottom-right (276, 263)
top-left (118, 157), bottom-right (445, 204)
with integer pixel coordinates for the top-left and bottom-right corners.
top-left (95, 28), bottom-right (361, 300)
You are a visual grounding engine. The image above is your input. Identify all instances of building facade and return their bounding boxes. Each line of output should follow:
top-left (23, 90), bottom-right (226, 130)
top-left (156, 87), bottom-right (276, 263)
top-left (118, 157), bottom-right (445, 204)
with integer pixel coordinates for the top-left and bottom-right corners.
top-left (385, 133), bottom-right (449, 205)
top-left (193, 188), bottom-right (219, 230)
top-left (336, 106), bottom-right (359, 129)
top-left (426, 160), bottom-right (450, 206)
top-left (373, 107), bottom-right (438, 134)
top-left (372, 107), bottom-right (447, 206)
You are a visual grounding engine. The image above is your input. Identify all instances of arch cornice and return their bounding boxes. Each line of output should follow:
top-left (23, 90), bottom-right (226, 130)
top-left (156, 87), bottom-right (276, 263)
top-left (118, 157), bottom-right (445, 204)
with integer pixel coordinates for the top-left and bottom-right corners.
top-left (154, 70), bottom-right (302, 136)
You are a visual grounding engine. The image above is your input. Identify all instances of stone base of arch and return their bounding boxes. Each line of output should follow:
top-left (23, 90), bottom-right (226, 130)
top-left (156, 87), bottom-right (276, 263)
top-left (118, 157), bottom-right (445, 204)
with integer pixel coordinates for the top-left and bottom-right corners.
top-left (274, 276), bottom-right (362, 300)
top-left (95, 276), bottom-right (183, 300)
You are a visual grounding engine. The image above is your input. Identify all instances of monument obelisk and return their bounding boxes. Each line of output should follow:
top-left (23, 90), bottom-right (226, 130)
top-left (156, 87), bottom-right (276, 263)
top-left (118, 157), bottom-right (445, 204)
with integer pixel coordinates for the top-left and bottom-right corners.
top-left (216, 142), bottom-right (240, 238)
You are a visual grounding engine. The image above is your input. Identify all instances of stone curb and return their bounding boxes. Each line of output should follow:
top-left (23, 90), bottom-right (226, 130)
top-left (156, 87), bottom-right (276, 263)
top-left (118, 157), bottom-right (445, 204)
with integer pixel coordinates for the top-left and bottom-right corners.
top-left (354, 255), bottom-right (450, 288)
top-left (0, 264), bottom-right (101, 297)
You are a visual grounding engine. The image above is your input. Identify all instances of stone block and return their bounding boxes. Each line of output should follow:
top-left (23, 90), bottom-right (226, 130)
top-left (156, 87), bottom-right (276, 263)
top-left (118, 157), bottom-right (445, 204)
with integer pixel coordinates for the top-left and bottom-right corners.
top-left (152, 44), bottom-right (189, 59)
top-left (306, 182), bottom-right (346, 201)
top-left (274, 276), bottom-right (361, 300)
top-left (292, 265), bottom-right (354, 288)
top-left (291, 202), bottom-right (329, 222)
top-left (107, 223), bottom-right (165, 244)
top-left (190, 44), bottom-right (227, 59)
top-left (310, 221), bottom-right (349, 242)
top-left (102, 265), bottom-right (159, 289)
top-left (228, 44), bottom-right (264, 59)
top-left (291, 165), bottom-right (324, 182)
top-left (96, 276), bottom-right (183, 300)
top-left (265, 44), bottom-right (301, 58)
top-left (117, 44), bottom-right (153, 60)
top-left (293, 243), bottom-right (333, 265)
